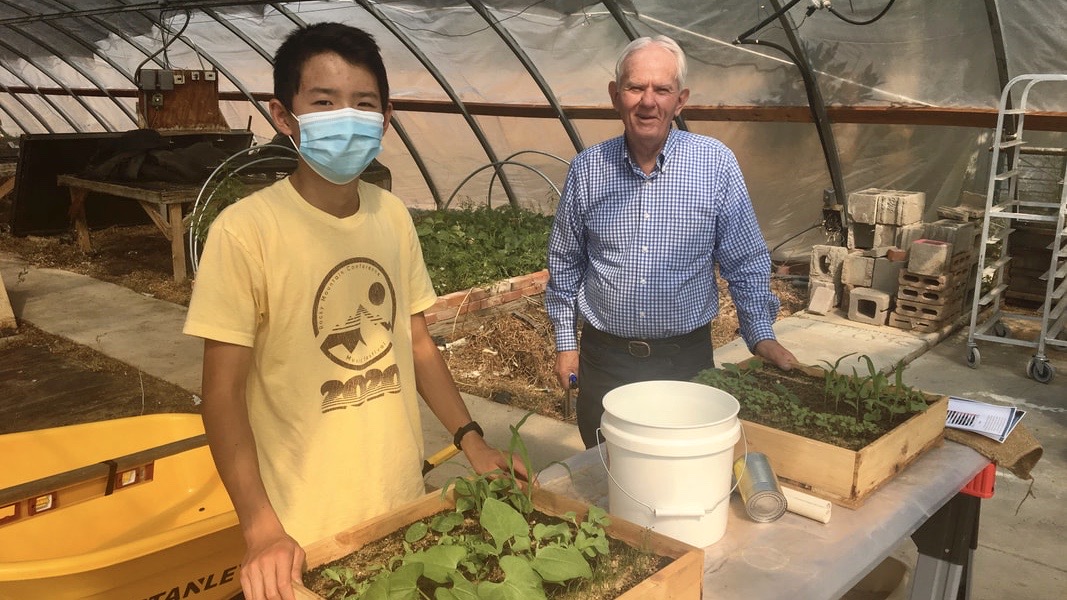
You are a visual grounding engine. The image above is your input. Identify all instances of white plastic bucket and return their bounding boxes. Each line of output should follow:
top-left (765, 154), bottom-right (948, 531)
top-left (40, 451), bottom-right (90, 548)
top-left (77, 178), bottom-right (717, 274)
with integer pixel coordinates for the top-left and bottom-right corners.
top-left (599, 380), bottom-right (741, 548)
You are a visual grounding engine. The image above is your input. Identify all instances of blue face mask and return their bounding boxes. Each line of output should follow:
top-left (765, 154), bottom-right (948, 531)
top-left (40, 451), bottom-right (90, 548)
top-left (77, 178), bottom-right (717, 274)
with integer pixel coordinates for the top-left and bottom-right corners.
top-left (291, 107), bottom-right (384, 185)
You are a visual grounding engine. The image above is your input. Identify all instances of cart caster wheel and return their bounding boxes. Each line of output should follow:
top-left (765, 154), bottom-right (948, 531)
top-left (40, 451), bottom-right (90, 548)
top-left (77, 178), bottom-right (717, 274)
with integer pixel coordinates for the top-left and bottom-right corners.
top-left (1028, 358), bottom-right (1055, 384)
top-left (992, 322), bottom-right (1010, 337)
top-left (967, 347), bottom-right (980, 369)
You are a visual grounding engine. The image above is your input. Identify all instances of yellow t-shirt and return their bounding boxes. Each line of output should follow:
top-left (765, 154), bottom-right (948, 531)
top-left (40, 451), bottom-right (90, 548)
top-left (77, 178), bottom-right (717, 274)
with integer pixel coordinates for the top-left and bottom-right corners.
top-left (184, 178), bottom-right (437, 545)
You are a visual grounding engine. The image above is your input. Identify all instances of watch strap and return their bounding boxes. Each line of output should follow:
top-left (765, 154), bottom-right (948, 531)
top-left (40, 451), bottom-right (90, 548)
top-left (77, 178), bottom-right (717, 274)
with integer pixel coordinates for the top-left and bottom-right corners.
top-left (453, 420), bottom-right (484, 450)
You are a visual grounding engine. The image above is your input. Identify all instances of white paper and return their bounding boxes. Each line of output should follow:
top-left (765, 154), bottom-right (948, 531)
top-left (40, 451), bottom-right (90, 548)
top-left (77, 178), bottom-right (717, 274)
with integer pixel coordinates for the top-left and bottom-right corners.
top-left (946, 396), bottom-right (1025, 443)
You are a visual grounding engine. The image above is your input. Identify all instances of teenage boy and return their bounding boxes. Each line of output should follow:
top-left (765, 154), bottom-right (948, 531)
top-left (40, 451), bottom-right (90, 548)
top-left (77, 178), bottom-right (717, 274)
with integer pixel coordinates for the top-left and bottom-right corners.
top-left (184, 23), bottom-right (522, 600)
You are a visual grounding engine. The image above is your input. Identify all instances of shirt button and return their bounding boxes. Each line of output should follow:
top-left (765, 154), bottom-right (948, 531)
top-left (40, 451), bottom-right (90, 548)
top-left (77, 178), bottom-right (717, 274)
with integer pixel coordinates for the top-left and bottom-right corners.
top-left (640, 278), bottom-right (646, 284)
top-left (640, 311), bottom-right (646, 317)
top-left (644, 212), bottom-right (650, 219)
top-left (642, 246), bottom-right (648, 252)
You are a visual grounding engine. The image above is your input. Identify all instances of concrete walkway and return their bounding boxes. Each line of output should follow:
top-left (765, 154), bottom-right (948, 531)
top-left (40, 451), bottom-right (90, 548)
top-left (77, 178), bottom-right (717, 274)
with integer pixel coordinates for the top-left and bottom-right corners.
top-left (2, 250), bottom-right (1063, 598)
top-left (0, 252), bottom-right (585, 490)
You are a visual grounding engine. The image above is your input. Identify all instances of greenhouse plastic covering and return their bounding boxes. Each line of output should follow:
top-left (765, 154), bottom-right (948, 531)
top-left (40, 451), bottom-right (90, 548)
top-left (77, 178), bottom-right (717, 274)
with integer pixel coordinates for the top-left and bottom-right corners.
top-left (1, 1), bottom-right (1065, 260)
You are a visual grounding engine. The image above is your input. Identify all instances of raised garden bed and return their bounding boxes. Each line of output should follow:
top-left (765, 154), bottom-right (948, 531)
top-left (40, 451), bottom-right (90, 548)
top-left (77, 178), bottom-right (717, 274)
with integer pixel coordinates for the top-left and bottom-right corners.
top-left (293, 487), bottom-right (703, 600)
top-left (694, 357), bottom-right (948, 508)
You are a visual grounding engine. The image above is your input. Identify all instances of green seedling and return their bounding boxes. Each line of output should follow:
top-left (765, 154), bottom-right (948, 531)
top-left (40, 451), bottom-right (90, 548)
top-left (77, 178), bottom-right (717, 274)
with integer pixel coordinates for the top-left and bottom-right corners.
top-left (311, 412), bottom-right (619, 599)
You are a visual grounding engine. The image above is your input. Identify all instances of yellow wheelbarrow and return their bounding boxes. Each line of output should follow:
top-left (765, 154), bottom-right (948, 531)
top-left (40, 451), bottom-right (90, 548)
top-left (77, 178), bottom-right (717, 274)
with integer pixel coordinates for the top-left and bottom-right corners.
top-left (0, 413), bottom-right (463, 600)
top-left (0, 414), bottom-right (243, 600)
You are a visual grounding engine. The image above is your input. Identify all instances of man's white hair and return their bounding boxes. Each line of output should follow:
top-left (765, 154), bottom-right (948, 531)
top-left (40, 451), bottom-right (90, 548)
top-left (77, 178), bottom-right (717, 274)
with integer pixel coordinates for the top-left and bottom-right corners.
top-left (614, 35), bottom-right (688, 90)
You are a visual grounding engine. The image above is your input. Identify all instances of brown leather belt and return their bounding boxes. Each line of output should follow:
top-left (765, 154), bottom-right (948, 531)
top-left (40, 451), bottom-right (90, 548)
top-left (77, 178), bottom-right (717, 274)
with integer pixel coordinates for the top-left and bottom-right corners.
top-left (580, 323), bottom-right (709, 358)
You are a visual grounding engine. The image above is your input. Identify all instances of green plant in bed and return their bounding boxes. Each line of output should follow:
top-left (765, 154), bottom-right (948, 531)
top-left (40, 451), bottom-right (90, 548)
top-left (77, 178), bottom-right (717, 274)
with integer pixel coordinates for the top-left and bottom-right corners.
top-left (692, 355), bottom-right (933, 450)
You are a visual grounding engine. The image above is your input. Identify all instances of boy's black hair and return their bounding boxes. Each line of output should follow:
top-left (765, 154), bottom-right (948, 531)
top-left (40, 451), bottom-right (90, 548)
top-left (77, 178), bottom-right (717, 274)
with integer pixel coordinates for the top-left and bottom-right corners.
top-left (273, 22), bottom-right (389, 111)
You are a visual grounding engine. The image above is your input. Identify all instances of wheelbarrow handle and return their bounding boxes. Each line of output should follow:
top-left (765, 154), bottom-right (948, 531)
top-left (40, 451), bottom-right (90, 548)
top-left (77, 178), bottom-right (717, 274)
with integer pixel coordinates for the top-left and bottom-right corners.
top-left (422, 444), bottom-right (461, 476)
top-left (0, 434), bottom-right (208, 513)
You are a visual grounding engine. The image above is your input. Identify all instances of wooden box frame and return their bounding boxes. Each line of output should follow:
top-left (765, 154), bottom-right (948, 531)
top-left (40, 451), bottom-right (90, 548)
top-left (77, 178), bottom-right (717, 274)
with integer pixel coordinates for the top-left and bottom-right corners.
top-left (294, 487), bottom-right (703, 599)
top-left (733, 363), bottom-right (948, 508)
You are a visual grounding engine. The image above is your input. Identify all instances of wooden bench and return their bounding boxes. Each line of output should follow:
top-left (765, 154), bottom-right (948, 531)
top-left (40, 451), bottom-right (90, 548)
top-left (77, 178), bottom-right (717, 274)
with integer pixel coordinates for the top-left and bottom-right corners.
top-left (57, 174), bottom-right (202, 283)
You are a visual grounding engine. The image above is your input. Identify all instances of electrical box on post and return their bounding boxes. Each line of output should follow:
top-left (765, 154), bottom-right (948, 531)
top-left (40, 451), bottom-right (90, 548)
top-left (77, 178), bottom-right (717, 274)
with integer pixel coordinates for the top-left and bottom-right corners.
top-left (137, 68), bottom-right (228, 131)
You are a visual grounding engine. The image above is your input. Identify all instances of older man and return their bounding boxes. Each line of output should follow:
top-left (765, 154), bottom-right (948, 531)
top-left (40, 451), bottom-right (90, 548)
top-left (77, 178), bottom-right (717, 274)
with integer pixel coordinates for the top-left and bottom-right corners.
top-left (546, 35), bottom-right (796, 448)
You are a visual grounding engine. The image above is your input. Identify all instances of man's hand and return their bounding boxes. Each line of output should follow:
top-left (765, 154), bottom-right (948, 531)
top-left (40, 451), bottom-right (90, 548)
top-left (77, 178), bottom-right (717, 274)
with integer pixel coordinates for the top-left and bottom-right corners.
top-left (753, 339), bottom-right (797, 371)
top-left (239, 525), bottom-right (306, 600)
top-left (554, 350), bottom-right (579, 390)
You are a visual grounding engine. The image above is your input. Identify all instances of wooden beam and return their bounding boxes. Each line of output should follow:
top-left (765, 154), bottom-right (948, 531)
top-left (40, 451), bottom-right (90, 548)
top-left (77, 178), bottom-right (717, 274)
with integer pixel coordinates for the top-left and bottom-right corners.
top-left (8, 86), bottom-right (1067, 131)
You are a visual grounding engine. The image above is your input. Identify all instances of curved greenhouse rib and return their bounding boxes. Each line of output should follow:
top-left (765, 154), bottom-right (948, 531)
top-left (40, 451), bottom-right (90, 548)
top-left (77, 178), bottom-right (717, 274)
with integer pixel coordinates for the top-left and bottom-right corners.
top-left (444, 160), bottom-right (563, 210)
top-left (737, 0), bottom-right (847, 217)
top-left (0, 81), bottom-right (47, 133)
top-left (486, 149), bottom-right (570, 208)
top-left (387, 117), bottom-right (444, 210)
top-left (465, 0), bottom-right (584, 153)
top-left (42, 0), bottom-right (172, 131)
top-left (0, 36), bottom-right (112, 131)
top-left (4, 23), bottom-right (138, 126)
top-left (0, 57), bottom-right (81, 131)
top-left (202, 7), bottom-right (274, 63)
top-left (352, 0), bottom-right (517, 209)
top-left (47, 0), bottom-right (169, 75)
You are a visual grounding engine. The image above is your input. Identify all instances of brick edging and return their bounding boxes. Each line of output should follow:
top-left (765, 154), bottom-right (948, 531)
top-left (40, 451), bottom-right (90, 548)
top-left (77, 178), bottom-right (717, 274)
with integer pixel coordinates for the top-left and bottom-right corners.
top-left (424, 269), bottom-right (549, 327)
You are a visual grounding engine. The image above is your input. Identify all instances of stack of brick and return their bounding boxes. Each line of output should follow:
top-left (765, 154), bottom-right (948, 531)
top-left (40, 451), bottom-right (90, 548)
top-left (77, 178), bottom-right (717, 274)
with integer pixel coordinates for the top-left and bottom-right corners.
top-left (888, 220), bottom-right (976, 332)
top-left (805, 188), bottom-right (982, 331)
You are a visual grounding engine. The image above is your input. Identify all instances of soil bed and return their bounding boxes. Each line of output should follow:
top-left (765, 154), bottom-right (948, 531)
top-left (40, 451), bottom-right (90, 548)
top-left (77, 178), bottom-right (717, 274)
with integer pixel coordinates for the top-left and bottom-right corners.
top-left (303, 508), bottom-right (667, 600)
top-left (693, 360), bottom-right (934, 450)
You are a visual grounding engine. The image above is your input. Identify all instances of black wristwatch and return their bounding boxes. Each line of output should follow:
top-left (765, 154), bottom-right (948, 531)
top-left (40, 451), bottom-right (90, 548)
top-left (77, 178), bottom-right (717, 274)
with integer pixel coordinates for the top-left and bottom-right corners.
top-left (453, 421), bottom-right (484, 450)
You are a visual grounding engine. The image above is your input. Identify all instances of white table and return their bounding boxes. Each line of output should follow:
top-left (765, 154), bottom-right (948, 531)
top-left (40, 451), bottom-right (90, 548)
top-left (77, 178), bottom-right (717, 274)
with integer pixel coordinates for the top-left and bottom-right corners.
top-left (537, 441), bottom-right (988, 600)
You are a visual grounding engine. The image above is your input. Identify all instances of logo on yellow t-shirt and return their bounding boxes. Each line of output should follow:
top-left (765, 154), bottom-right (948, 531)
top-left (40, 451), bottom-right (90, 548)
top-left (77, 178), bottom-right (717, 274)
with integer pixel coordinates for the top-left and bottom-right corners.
top-left (314, 258), bottom-right (402, 412)
top-left (313, 257), bottom-right (397, 369)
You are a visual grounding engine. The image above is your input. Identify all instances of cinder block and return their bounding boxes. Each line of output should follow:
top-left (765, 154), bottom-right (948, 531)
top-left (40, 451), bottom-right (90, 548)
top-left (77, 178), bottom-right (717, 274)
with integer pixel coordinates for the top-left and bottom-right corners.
top-left (848, 188), bottom-right (926, 226)
top-left (908, 239), bottom-right (952, 276)
top-left (897, 283), bottom-right (962, 306)
top-left (841, 253), bottom-right (874, 286)
top-left (895, 298), bottom-right (958, 321)
top-left (847, 191), bottom-right (880, 225)
top-left (864, 246), bottom-right (892, 258)
top-left (848, 287), bottom-right (892, 326)
top-left (806, 281), bottom-right (840, 316)
top-left (896, 223), bottom-right (925, 251)
top-left (899, 270), bottom-right (956, 292)
top-left (875, 190), bottom-right (925, 225)
top-left (871, 257), bottom-right (904, 295)
top-left (848, 223), bottom-right (875, 250)
top-left (807, 280), bottom-right (838, 315)
top-left (809, 244), bottom-right (849, 281)
top-left (888, 311), bottom-right (949, 333)
top-left (873, 224), bottom-right (898, 247)
top-left (923, 219), bottom-right (976, 254)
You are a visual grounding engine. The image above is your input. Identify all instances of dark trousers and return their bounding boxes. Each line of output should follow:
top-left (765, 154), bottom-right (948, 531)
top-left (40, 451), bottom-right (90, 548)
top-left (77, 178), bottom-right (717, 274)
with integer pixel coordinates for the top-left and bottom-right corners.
top-left (575, 323), bottom-right (714, 448)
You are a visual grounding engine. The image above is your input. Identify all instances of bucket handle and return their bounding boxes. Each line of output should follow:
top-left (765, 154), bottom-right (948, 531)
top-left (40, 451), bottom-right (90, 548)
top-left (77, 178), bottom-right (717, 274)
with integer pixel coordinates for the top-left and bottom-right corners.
top-left (596, 422), bottom-right (749, 518)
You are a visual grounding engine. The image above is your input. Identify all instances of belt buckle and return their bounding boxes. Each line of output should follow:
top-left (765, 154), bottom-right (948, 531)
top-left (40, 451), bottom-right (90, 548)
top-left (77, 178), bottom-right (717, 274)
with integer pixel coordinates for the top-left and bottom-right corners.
top-left (628, 340), bottom-right (651, 358)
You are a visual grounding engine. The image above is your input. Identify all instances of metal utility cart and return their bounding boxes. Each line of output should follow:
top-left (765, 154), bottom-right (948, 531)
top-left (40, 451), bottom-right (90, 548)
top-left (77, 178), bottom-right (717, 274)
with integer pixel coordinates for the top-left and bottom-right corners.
top-left (966, 74), bottom-right (1067, 383)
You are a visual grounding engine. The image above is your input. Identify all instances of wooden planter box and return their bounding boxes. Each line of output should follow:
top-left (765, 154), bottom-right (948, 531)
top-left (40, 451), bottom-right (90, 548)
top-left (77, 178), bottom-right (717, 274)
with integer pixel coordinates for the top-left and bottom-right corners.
top-left (293, 487), bottom-right (704, 599)
top-left (732, 364), bottom-right (949, 509)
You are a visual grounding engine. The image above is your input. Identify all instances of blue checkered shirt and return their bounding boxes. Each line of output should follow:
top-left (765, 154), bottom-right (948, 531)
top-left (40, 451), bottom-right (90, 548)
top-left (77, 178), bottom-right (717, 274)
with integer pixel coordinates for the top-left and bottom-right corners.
top-left (546, 128), bottom-right (780, 352)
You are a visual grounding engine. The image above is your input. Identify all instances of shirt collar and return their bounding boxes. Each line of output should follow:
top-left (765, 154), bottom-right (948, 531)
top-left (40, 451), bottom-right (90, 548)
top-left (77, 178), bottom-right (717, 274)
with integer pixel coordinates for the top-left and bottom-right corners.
top-left (621, 128), bottom-right (680, 176)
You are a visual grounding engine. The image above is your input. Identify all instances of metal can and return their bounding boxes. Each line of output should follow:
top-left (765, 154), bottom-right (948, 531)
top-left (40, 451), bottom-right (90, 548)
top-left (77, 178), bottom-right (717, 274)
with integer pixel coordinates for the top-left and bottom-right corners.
top-left (733, 452), bottom-right (788, 523)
